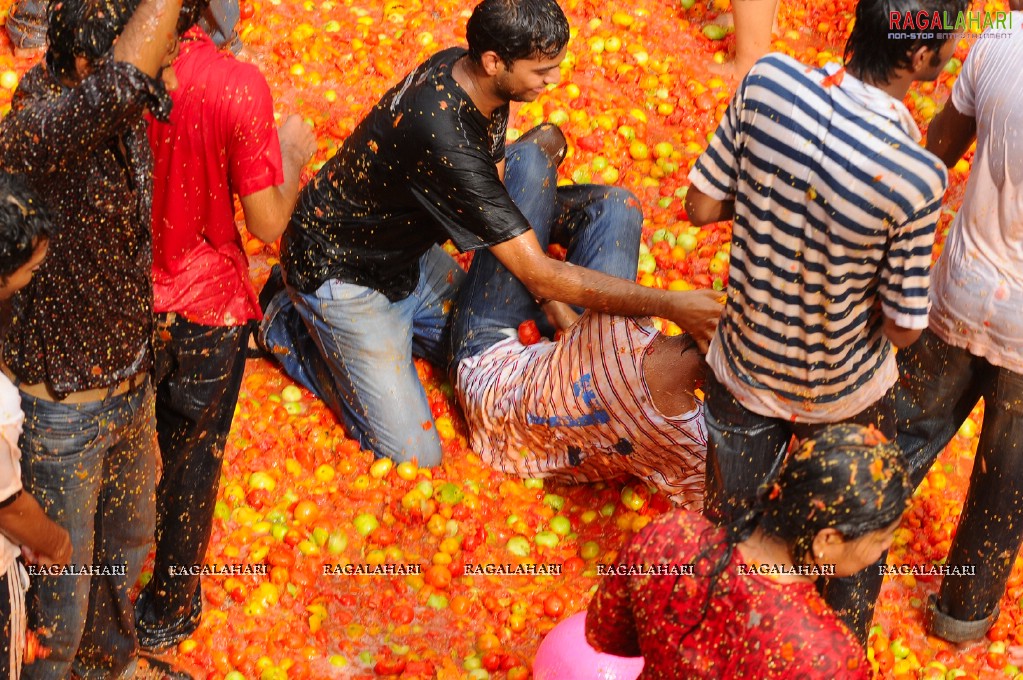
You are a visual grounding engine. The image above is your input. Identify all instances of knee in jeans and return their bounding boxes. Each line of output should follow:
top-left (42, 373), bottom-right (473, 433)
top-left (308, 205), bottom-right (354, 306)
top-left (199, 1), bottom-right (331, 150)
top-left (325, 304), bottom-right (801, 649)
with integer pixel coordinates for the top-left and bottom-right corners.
top-left (518, 123), bottom-right (568, 165)
top-left (597, 187), bottom-right (643, 230)
top-left (510, 133), bottom-right (561, 174)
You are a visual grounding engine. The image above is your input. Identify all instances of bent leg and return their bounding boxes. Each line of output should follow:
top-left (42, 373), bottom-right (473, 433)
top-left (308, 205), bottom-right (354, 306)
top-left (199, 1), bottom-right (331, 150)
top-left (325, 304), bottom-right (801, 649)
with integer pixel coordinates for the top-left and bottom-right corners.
top-left (259, 266), bottom-right (346, 413)
top-left (293, 280), bottom-right (442, 466)
top-left (408, 245), bottom-right (465, 371)
top-left (450, 136), bottom-right (563, 364)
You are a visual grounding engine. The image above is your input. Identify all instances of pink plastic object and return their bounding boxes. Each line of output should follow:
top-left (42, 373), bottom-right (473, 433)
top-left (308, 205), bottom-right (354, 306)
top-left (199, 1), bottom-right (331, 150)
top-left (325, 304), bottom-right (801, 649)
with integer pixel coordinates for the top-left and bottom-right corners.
top-left (533, 611), bottom-right (645, 680)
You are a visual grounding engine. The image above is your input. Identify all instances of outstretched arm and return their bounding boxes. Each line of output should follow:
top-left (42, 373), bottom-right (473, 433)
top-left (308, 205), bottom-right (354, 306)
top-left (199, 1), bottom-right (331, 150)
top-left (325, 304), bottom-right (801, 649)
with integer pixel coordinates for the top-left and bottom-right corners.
top-left (489, 231), bottom-right (724, 351)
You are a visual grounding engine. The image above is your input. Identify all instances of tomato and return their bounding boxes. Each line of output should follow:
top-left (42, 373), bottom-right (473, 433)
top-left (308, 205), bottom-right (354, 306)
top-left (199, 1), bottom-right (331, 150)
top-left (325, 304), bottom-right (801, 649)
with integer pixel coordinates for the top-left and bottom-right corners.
top-left (239, 2), bottom-right (254, 20)
top-left (543, 593), bottom-right (565, 618)
top-left (373, 656), bottom-right (406, 675)
top-left (391, 604), bottom-right (414, 625)
top-left (518, 320), bottom-right (541, 345)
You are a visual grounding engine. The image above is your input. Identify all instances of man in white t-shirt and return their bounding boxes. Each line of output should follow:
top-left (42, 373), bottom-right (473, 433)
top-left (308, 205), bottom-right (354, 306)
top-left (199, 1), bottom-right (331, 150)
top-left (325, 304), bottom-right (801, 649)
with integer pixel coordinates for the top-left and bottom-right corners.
top-left (896, 4), bottom-right (1023, 644)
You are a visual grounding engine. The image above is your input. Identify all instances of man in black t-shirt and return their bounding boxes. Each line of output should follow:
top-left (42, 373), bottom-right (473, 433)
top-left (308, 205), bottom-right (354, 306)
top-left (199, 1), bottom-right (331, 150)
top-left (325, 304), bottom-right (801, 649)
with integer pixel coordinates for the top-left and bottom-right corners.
top-left (260, 0), bottom-right (723, 467)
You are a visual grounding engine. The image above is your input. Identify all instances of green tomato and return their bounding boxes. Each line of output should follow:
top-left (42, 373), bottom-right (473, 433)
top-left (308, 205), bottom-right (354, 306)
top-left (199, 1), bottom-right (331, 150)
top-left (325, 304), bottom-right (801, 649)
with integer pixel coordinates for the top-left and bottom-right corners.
top-left (506, 536), bottom-right (531, 557)
top-left (543, 493), bottom-right (566, 511)
top-left (548, 516), bottom-right (572, 536)
top-left (702, 24), bottom-right (728, 41)
top-left (353, 513), bottom-right (379, 537)
top-left (534, 531), bottom-right (560, 548)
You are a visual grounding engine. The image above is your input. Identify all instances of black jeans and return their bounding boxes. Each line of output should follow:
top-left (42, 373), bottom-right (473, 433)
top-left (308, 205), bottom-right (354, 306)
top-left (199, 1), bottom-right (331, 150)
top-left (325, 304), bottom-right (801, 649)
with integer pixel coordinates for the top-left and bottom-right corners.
top-left (140, 314), bottom-right (249, 627)
top-left (702, 370), bottom-right (898, 641)
top-left (895, 328), bottom-right (1023, 623)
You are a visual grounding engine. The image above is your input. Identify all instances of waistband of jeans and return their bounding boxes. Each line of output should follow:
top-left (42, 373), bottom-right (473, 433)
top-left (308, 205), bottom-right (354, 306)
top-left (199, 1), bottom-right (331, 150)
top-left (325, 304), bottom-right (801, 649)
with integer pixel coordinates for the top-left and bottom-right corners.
top-left (0, 359), bottom-right (148, 404)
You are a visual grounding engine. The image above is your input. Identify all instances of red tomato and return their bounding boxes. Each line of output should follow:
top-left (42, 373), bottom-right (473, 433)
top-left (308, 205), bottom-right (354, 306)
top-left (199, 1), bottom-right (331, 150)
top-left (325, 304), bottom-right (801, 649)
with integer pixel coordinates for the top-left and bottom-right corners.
top-left (518, 320), bottom-right (541, 345)
top-left (543, 593), bottom-right (565, 618)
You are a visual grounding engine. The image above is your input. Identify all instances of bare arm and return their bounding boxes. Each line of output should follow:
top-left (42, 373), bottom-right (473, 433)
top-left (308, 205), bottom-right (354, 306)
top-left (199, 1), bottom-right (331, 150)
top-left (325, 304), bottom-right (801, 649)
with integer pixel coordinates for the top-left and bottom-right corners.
top-left (240, 114), bottom-right (317, 243)
top-left (489, 231), bottom-right (724, 351)
top-left (112, 0), bottom-right (184, 78)
top-left (0, 492), bottom-right (71, 567)
top-left (684, 184), bottom-right (735, 226)
top-left (882, 316), bottom-right (922, 349)
top-left (925, 99), bottom-right (977, 168)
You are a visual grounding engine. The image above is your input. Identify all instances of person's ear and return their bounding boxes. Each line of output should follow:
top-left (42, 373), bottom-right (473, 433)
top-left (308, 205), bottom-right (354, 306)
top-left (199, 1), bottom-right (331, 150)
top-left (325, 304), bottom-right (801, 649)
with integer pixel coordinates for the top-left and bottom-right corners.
top-left (811, 527), bottom-right (844, 562)
top-left (908, 44), bottom-right (936, 75)
top-left (74, 55), bottom-right (91, 81)
top-left (479, 51), bottom-right (505, 77)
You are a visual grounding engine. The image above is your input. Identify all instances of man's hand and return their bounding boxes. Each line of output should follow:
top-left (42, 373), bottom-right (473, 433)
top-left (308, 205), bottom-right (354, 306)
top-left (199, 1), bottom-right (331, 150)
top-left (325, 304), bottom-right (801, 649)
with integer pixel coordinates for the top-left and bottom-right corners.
top-left (663, 289), bottom-right (725, 352)
top-left (240, 114), bottom-right (317, 244)
top-left (541, 300), bottom-right (579, 332)
top-left (279, 115), bottom-right (317, 169)
top-left (22, 523), bottom-right (72, 568)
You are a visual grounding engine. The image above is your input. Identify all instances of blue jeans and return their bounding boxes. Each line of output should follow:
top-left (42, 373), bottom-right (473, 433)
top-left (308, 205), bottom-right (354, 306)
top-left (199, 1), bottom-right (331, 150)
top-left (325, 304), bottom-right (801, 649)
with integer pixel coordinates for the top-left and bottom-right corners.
top-left (450, 141), bottom-right (643, 364)
top-left (261, 244), bottom-right (463, 466)
top-left (137, 316), bottom-right (248, 638)
top-left (701, 370), bottom-right (898, 642)
top-left (19, 383), bottom-right (157, 680)
top-left (895, 328), bottom-right (1023, 623)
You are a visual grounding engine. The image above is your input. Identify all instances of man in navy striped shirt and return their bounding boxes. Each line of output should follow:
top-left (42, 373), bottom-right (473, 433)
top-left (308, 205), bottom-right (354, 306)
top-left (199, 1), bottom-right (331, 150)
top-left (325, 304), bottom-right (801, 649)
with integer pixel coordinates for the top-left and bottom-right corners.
top-left (685, 0), bottom-right (965, 641)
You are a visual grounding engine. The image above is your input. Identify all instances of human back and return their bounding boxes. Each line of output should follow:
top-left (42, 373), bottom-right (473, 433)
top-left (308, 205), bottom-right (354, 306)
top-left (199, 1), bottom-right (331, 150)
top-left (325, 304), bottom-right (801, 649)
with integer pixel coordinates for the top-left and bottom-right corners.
top-left (696, 52), bottom-right (948, 423)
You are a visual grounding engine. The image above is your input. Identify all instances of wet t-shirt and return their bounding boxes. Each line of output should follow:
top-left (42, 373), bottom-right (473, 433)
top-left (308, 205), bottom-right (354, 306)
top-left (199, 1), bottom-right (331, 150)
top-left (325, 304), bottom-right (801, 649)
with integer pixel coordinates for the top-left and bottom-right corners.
top-left (282, 47), bottom-right (531, 301)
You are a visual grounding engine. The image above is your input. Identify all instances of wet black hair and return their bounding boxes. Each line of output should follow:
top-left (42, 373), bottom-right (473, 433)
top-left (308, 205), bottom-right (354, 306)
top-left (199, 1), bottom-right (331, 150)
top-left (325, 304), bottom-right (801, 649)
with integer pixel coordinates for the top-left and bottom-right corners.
top-left (46, 0), bottom-right (205, 82)
top-left (845, 0), bottom-right (969, 85)
top-left (466, 0), bottom-right (570, 67)
top-left (0, 173), bottom-right (55, 282)
top-left (47, 0), bottom-right (138, 82)
top-left (674, 423), bottom-right (910, 639)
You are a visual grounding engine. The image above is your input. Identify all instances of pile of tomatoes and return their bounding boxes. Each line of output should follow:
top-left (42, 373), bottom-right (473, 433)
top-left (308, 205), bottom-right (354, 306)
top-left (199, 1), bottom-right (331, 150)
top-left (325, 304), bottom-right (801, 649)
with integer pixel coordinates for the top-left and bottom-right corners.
top-left (0, 0), bottom-right (1015, 677)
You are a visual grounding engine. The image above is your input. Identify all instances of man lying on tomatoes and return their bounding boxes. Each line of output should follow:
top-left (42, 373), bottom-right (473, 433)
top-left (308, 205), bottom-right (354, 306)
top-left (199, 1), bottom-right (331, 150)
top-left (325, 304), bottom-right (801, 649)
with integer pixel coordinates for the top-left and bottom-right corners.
top-left (448, 123), bottom-right (712, 507)
top-left (258, 0), bottom-right (722, 468)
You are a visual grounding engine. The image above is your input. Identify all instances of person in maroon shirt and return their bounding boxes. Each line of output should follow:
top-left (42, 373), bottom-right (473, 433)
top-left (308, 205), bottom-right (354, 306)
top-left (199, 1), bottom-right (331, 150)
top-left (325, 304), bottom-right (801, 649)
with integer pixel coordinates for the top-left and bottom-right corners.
top-left (586, 423), bottom-right (910, 679)
top-left (0, 0), bottom-right (184, 675)
top-left (137, 23), bottom-right (316, 653)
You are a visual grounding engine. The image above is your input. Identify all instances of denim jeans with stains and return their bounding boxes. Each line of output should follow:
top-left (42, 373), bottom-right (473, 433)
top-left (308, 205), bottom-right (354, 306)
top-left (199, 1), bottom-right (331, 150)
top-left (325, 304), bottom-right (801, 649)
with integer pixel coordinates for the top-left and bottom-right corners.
top-left (894, 328), bottom-right (1023, 624)
top-left (700, 369), bottom-right (899, 643)
top-left (134, 315), bottom-right (249, 647)
top-left (260, 243), bottom-right (463, 467)
top-left (450, 140), bottom-right (643, 365)
top-left (19, 383), bottom-right (157, 680)
top-left (260, 133), bottom-right (642, 466)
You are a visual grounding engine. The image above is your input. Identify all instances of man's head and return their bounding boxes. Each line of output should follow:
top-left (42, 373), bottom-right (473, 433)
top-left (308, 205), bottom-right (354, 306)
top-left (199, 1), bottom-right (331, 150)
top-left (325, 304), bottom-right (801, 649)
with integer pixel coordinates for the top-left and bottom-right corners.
top-left (845, 0), bottom-right (969, 85)
top-left (46, 0), bottom-right (138, 83)
top-left (465, 0), bottom-right (570, 102)
top-left (0, 173), bottom-right (55, 299)
top-left (46, 0), bottom-right (203, 85)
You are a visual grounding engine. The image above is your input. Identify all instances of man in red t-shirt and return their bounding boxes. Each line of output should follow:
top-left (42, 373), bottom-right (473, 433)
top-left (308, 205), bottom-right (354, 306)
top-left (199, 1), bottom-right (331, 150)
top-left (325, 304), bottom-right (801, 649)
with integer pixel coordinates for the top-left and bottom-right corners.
top-left (139, 24), bottom-right (316, 650)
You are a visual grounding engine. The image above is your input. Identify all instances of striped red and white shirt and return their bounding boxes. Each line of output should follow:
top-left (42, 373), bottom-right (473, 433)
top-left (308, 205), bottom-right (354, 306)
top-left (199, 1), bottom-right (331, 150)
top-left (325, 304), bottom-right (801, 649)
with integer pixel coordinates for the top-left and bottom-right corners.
top-left (456, 312), bottom-right (706, 508)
